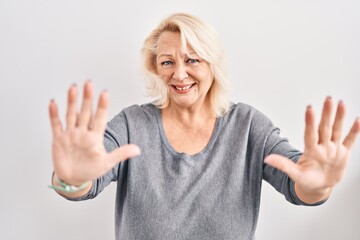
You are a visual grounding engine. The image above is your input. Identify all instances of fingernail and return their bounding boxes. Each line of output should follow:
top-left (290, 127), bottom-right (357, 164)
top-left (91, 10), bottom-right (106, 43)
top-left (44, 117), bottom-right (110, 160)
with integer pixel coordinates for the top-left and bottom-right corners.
top-left (307, 105), bottom-right (312, 110)
top-left (326, 96), bottom-right (332, 100)
top-left (338, 100), bottom-right (343, 104)
top-left (50, 99), bottom-right (55, 103)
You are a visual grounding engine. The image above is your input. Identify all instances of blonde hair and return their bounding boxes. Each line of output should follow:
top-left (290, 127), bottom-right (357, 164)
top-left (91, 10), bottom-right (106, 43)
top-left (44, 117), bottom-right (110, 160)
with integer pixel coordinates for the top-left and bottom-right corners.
top-left (142, 13), bottom-right (230, 116)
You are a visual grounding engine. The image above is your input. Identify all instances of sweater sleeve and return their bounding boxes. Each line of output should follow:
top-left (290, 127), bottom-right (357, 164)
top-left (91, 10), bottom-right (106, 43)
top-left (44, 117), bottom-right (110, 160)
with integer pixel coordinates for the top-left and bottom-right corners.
top-left (262, 127), bottom-right (303, 205)
top-left (246, 108), bottom-right (325, 206)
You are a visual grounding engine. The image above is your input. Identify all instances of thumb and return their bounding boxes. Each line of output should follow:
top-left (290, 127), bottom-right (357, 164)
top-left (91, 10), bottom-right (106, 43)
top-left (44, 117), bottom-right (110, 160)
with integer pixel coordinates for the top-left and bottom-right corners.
top-left (108, 144), bottom-right (141, 166)
top-left (264, 154), bottom-right (301, 182)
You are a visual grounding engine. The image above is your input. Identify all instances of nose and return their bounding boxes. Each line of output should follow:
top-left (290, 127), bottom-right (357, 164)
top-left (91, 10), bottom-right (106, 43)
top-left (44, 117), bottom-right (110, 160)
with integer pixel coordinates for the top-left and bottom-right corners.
top-left (172, 63), bottom-right (188, 81)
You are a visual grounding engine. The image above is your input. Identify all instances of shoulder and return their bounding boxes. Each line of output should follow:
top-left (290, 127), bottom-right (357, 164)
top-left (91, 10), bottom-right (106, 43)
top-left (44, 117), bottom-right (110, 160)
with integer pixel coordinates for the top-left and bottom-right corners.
top-left (120, 103), bottom-right (157, 115)
top-left (107, 103), bottom-right (158, 129)
top-left (225, 102), bottom-right (273, 126)
top-left (111, 103), bottom-right (157, 121)
top-left (222, 102), bottom-right (277, 142)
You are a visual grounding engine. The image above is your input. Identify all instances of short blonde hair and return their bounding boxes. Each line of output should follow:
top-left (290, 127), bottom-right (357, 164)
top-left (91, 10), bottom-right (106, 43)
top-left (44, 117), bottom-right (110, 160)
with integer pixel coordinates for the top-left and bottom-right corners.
top-left (142, 13), bottom-right (230, 116)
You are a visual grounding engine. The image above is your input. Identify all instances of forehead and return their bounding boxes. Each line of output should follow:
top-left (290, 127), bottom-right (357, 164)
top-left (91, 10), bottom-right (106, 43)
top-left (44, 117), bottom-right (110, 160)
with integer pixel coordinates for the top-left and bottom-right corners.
top-left (156, 31), bottom-right (194, 55)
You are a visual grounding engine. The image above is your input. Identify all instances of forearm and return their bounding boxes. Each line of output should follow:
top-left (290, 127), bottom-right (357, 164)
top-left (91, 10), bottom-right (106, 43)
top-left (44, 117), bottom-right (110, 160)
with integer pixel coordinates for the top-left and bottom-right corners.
top-left (51, 173), bottom-right (93, 199)
top-left (294, 182), bottom-right (332, 204)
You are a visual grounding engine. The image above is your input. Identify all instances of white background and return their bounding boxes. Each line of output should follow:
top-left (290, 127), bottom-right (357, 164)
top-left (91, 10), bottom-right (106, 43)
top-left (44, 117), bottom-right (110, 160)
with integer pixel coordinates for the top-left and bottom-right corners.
top-left (1, 0), bottom-right (359, 239)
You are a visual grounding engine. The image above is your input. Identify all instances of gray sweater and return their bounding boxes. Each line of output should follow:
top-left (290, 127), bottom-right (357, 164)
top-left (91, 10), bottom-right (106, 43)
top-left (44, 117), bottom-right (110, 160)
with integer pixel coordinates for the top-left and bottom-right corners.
top-left (72, 103), bottom-right (317, 240)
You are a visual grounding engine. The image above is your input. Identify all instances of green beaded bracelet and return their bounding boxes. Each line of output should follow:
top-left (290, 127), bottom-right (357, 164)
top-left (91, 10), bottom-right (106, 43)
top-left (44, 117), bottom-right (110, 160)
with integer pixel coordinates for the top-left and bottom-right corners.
top-left (49, 176), bottom-right (89, 193)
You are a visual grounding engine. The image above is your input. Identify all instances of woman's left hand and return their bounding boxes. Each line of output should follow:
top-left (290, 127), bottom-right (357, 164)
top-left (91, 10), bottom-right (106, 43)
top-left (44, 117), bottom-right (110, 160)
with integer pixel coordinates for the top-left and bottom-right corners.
top-left (265, 97), bottom-right (360, 204)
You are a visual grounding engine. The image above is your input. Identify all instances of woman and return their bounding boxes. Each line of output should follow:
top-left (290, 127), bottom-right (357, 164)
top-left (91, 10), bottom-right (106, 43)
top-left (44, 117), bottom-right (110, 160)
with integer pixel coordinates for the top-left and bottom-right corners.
top-left (49, 13), bottom-right (360, 239)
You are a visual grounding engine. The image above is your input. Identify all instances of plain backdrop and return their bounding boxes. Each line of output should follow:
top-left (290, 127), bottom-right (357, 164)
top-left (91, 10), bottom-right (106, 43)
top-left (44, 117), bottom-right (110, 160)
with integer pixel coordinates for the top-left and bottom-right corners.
top-left (1, 1), bottom-right (359, 239)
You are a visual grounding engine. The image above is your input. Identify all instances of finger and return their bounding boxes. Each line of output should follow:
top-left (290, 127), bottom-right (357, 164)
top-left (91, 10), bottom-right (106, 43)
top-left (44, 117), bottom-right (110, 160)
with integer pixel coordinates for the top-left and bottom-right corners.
top-left (107, 144), bottom-right (141, 167)
top-left (78, 80), bottom-right (94, 128)
top-left (93, 90), bottom-right (109, 134)
top-left (304, 105), bottom-right (317, 148)
top-left (264, 154), bottom-right (301, 182)
top-left (49, 99), bottom-right (63, 136)
top-left (343, 118), bottom-right (360, 149)
top-left (318, 97), bottom-right (334, 143)
top-left (66, 84), bottom-right (78, 130)
top-left (331, 100), bottom-right (346, 143)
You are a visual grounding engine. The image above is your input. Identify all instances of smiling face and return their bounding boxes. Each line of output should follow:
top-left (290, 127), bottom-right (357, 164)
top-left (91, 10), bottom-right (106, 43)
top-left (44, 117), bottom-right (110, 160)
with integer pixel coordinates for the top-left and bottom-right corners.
top-left (155, 31), bottom-right (214, 110)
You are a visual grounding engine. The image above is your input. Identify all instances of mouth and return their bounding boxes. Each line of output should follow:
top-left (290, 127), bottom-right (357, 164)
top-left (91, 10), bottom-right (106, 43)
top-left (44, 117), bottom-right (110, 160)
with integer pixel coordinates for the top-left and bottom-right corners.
top-left (171, 83), bottom-right (196, 93)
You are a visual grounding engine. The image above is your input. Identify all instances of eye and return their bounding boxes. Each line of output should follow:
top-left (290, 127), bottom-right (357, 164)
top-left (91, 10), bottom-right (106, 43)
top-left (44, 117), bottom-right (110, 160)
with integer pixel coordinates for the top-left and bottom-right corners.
top-left (160, 61), bottom-right (173, 68)
top-left (186, 58), bottom-right (200, 64)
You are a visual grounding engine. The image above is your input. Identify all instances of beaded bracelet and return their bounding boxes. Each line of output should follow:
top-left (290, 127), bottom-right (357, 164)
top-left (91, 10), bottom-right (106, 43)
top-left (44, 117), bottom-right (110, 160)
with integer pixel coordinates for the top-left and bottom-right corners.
top-left (49, 176), bottom-right (89, 193)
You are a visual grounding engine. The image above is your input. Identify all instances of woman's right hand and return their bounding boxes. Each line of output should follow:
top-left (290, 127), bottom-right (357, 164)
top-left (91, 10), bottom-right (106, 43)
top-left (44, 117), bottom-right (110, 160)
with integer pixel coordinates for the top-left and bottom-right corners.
top-left (49, 81), bottom-right (141, 186)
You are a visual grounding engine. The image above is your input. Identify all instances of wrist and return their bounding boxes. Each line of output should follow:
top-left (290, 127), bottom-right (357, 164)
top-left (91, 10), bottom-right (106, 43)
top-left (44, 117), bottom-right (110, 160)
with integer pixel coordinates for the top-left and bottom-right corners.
top-left (50, 173), bottom-right (90, 193)
top-left (294, 183), bottom-right (332, 204)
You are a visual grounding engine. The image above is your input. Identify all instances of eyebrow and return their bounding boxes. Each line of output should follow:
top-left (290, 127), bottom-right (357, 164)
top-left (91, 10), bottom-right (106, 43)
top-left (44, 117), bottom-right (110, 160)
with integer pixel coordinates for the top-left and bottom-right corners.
top-left (157, 51), bottom-right (198, 59)
top-left (157, 53), bottom-right (173, 59)
top-left (185, 52), bottom-right (198, 58)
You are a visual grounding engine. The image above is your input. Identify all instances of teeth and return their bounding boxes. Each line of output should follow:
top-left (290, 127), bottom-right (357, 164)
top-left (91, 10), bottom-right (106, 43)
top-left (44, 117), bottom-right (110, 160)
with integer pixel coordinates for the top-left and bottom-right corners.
top-left (175, 85), bottom-right (192, 90)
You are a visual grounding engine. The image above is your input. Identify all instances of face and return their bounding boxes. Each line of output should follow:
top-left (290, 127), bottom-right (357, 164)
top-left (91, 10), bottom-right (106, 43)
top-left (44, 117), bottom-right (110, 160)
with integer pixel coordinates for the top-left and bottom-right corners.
top-left (155, 31), bottom-right (214, 110)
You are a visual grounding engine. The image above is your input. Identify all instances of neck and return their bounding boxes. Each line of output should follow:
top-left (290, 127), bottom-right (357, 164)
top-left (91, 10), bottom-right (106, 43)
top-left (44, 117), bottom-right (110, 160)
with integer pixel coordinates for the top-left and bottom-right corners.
top-left (163, 101), bottom-right (215, 128)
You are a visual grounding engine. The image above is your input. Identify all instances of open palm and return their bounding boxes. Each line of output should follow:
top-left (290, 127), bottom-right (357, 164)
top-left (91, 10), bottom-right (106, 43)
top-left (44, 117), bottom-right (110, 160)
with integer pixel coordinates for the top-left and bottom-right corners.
top-left (49, 81), bottom-right (140, 186)
top-left (265, 98), bottom-right (360, 203)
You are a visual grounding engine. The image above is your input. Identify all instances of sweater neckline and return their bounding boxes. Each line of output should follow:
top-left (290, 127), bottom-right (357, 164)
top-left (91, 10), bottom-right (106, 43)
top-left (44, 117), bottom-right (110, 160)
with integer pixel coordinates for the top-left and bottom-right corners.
top-left (153, 104), bottom-right (222, 159)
